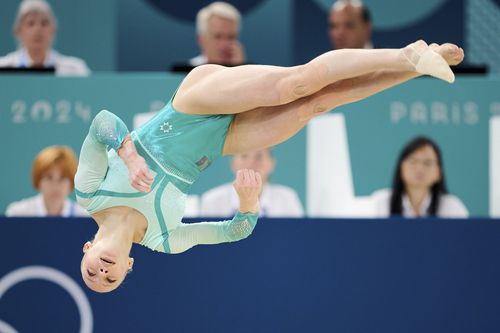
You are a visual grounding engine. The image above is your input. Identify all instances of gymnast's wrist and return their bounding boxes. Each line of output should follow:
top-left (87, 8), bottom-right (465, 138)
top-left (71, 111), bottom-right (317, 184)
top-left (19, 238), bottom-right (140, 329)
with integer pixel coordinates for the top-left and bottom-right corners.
top-left (118, 135), bottom-right (136, 161)
top-left (238, 201), bottom-right (260, 214)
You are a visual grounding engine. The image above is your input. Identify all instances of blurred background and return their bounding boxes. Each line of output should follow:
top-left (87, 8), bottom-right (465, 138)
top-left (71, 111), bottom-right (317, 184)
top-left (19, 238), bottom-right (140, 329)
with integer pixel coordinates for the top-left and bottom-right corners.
top-left (1, 0), bottom-right (499, 332)
top-left (1, 0), bottom-right (499, 71)
top-left (0, 0), bottom-right (499, 217)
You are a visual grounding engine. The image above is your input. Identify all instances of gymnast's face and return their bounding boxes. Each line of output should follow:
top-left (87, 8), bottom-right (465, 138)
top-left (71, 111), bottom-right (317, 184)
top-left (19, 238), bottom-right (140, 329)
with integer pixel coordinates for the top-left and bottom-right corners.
top-left (199, 15), bottom-right (239, 64)
top-left (231, 149), bottom-right (275, 184)
top-left (15, 12), bottom-right (55, 56)
top-left (401, 145), bottom-right (441, 191)
top-left (81, 241), bottom-right (134, 293)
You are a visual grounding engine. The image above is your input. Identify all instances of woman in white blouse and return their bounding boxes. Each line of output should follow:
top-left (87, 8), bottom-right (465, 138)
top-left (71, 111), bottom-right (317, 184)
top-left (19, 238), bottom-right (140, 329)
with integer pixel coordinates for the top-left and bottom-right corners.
top-left (372, 136), bottom-right (468, 218)
top-left (6, 146), bottom-right (88, 217)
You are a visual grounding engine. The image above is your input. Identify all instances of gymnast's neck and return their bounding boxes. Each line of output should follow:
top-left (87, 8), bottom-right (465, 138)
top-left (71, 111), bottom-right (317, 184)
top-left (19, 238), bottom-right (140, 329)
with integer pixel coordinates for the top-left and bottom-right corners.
top-left (91, 206), bottom-right (147, 245)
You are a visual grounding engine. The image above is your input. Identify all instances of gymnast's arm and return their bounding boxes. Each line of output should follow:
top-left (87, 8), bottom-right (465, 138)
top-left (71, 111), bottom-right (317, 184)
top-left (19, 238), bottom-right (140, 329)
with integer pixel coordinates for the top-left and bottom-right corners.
top-left (167, 212), bottom-right (260, 253)
top-left (167, 169), bottom-right (262, 254)
top-left (75, 110), bottom-right (153, 194)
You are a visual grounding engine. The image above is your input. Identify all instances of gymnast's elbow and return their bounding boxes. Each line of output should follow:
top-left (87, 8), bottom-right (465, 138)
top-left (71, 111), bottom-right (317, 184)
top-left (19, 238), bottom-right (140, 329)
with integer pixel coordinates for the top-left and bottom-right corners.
top-left (226, 219), bottom-right (256, 242)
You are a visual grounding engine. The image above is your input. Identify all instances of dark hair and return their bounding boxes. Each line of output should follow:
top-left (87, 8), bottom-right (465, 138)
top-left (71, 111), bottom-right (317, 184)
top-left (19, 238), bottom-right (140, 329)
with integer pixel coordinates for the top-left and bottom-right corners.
top-left (389, 136), bottom-right (448, 216)
top-left (360, 5), bottom-right (371, 24)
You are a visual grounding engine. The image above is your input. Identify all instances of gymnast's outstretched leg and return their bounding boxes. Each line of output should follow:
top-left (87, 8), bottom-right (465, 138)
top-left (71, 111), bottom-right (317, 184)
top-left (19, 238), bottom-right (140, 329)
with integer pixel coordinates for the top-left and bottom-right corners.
top-left (222, 43), bottom-right (464, 154)
top-left (173, 40), bottom-right (455, 116)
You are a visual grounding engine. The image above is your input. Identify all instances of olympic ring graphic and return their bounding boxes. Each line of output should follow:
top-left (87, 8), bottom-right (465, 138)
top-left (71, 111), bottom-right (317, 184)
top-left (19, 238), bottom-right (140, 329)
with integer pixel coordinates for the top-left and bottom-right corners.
top-left (0, 320), bottom-right (17, 333)
top-left (0, 266), bottom-right (93, 333)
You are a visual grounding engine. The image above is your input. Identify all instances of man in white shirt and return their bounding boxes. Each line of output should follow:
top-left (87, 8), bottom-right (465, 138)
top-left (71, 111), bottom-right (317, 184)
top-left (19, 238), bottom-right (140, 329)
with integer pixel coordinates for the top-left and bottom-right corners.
top-left (200, 149), bottom-right (304, 218)
top-left (0, 0), bottom-right (90, 76)
top-left (328, 0), bottom-right (373, 50)
top-left (171, 2), bottom-right (245, 72)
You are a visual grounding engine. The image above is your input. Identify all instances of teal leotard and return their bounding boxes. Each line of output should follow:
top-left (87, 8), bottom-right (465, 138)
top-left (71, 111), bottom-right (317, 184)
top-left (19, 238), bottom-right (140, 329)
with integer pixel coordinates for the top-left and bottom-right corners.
top-left (75, 100), bottom-right (258, 254)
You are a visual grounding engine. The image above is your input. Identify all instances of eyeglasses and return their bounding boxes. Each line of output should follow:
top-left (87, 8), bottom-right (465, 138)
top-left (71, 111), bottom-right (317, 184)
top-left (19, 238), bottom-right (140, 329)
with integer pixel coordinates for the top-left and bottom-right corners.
top-left (404, 157), bottom-right (438, 168)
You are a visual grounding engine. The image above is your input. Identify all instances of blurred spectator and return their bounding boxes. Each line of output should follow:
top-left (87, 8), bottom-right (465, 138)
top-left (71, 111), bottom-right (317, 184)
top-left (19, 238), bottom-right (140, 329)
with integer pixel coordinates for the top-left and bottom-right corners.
top-left (371, 137), bottom-right (468, 218)
top-left (318, 1), bottom-right (373, 217)
top-left (171, 1), bottom-right (245, 72)
top-left (6, 146), bottom-right (88, 217)
top-left (328, 0), bottom-right (372, 50)
top-left (0, 0), bottom-right (90, 76)
top-left (201, 149), bottom-right (304, 218)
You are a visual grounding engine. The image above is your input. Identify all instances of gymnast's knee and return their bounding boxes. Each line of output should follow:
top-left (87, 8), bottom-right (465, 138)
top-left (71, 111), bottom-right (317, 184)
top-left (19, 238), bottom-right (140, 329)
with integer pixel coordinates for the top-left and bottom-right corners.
top-left (277, 64), bottom-right (322, 104)
top-left (296, 97), bottom-right (329, 121)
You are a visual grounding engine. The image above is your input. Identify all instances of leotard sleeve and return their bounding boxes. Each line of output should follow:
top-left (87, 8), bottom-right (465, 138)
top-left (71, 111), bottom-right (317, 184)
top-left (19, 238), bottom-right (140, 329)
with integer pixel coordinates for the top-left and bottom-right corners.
top-left (75, 110), bottom-right (129, 195)
top-left (166, 212), bottom-right (259, 254)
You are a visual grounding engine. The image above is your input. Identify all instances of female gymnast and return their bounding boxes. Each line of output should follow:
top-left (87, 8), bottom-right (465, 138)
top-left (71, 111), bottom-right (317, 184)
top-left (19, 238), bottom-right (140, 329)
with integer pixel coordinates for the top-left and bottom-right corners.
top-left (76, 41), bottom-right (464, 292)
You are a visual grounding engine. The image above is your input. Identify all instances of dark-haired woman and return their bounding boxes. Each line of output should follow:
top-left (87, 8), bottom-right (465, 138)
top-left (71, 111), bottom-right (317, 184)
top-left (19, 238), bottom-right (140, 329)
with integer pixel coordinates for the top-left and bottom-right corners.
top-left (372, 137), bottom-right (468, 218)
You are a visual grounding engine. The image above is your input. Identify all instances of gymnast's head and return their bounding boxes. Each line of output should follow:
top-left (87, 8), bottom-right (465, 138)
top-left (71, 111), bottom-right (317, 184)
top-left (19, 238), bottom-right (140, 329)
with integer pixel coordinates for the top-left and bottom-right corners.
top-left (80, 237), bottom-right (134, 293)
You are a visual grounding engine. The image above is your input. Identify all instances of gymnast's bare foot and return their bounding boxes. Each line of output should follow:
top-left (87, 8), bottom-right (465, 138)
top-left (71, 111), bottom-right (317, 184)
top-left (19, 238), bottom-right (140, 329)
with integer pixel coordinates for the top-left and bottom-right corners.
top-left (429, 43), bottom-right (464, 66)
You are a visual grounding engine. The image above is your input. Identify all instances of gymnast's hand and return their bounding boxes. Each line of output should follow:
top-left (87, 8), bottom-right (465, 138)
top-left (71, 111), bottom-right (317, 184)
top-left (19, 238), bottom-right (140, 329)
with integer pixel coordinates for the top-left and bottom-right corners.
top-left (228, 40), bottom-right (245, 66)
top-left (233, 169), bottom-right (262, 214)
top-left (118, 134), bottom-right (154, 192)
